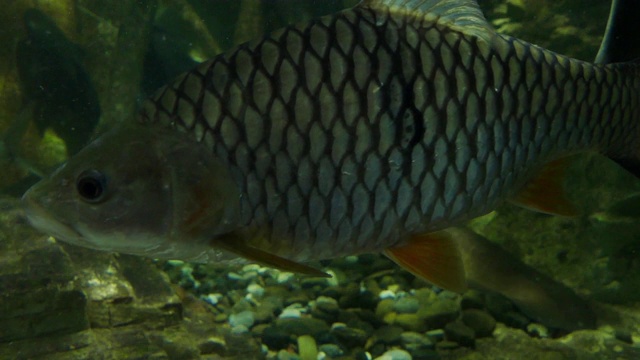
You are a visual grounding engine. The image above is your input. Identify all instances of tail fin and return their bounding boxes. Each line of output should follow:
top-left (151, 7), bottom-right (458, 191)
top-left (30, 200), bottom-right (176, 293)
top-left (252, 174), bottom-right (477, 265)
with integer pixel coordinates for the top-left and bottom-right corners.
top-left (596, 0), bottom-right (640, 178)
top-left (595, 0), bottom-right (640, 64)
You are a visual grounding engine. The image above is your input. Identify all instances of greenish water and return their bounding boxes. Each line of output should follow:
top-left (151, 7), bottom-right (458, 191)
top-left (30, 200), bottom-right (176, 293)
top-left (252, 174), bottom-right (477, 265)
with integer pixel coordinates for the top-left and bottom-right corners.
top-left (2, 1), bottom-right (640, 359)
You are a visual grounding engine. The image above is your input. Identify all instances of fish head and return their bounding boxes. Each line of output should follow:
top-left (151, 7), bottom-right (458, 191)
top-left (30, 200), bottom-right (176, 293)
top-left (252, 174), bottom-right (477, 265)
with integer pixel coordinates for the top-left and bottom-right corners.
top-left (22, 123), bottom-right (241, 260)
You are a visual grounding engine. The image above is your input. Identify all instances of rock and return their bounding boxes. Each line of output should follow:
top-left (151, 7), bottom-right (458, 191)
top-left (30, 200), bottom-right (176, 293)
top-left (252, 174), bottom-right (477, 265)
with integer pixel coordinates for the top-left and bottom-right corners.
top-left (312, 296), bottom-right (340, 322)
top-left (460, 290), bottom-right (485, 310)
top-left (279, 308), bottom-right (303, 319)
top-left (284, 293), bottom-right (311, 307)
top-left (277, 272), bottom-right (295, 284)
top-left (419, 298), bottom-right (459, 329)
top-left (410, 348), bottom-right (441, 360)
top-left (374, 348), bottom-right (412, 360)
top-left (393, 297), bottom-right (420, 314)
top-left (462, 309), bottom-right (496, 338)
top-left (247, 283), bottom-right (265, 298)
top-left (331, 325), bottom-right (369, 348)
top-left (275, 317), bottom-right (330, 337)
top-left (376, 299), bottom-right (396, 318)
top-left (426, 329), bottom-right (445, 342)
top-left (229, 310), bottom-right (255, 329)
top-left (400, 331), bottom-right (434, 349)
top-left (435, 341), bottom-right (459, 350)
top-left (318, 343), bottom-right (344, 358)
top-left (297, 334), bottom-right (318, 360)
top-left (261, 326), bottom-right (293, 350)
top-left (277, 349), bottom-right (301, 360)
top-left (527, 323), bottom-right (550, 338)
top-left (198, 336), bottom-right (227, 354)
top-left (231, 324), bottom-right (249, 334)
top-left (395, 313), bottom-right (428, 332)
top-left (444, 321), bottom-right (476, 347)
top-left (379, 289), bottom-right (397, 300)
top-left (373, 325), bottom-right (404, 345)
top-left (300, 277), bottom-right (328, 289)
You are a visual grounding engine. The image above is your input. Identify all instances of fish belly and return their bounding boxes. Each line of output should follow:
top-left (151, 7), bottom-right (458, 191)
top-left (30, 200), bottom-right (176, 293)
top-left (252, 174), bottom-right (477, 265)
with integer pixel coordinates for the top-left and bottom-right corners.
top-left (140, 6), bottom-right (638, 261)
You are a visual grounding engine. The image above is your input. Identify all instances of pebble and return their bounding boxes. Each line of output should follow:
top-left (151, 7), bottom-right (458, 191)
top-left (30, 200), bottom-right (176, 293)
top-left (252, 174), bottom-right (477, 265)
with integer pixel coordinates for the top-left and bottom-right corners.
top-left (297, 335), bottom-right (318, 360)
top-left (400, 331), bottom-right (433, 349)
top-left (460, 290), bottom-right (485, 310)
top-left (395, 313), bottom-right (427, 332)
top-left (420, 299), bottom-right (459, 328)
top-left (247, 283), bottom-right (265, 297)
top-left (373, 325), bottom-right (404, 345)
top-left (279, 308), bottom-right (302, 319)
top-left (527, 323), bottom-right (550, 338)
top-left (227, 272), bottom-right (244, 281)
top-left (315, 296), bottom-right (340, 314)
top-left (301, 277), bottom-right (329, 289)
top-left (379, 289), bottom-right (397, 300)
top-left (261, 326), bottom-right (293, 350)
top-left (393, 297), bottom-right (420, 314)
top-left (198, 336), bottom-right (227, 355)
top-left (276, 317), bottom-right (330, 337)
top-left (231, 325), bottom-right (249, 334)
top-left (202, 293), bottom-right (224, 306)
top-left (229, 310), bottom-right (255, 328)
top-left (461, 309), bottom-right (496, 338)
top-left (277, 272), bottom-right (295, 284)
top-left (374, 349), bottom-right (412, 360)
top-left (444, 321), bottom-right (475, 347)
top-left (376, 299), bottom-right (396, 318)
top-left (331, 326), bottom-right (369, 348)
top-left (318, 344), bottom-right (344, 358)
top-left (277, 349), bottom-right (300, 360)
top-left (425, 329), bottom-right (445, 342)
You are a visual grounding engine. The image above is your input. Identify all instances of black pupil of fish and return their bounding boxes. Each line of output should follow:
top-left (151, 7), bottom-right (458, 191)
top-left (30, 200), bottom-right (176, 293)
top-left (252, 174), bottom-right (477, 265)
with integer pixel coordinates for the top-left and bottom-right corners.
top-left (76, 171), bottom-right (105, 201)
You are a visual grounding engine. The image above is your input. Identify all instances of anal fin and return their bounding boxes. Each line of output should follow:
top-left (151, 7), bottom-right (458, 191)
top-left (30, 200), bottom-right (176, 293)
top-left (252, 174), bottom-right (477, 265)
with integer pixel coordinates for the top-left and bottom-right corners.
top-left (214, 234), bottom-right (330, 278)
top-left (384, 230), bottom-right (466, 293)
top-left (509, 158), bottom-right (577, 217)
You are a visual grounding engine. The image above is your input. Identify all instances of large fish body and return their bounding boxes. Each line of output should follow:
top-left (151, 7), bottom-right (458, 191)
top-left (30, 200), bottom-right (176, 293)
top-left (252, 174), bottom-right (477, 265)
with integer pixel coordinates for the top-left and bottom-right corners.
top-left (22, 0), bottom-right (640, 289)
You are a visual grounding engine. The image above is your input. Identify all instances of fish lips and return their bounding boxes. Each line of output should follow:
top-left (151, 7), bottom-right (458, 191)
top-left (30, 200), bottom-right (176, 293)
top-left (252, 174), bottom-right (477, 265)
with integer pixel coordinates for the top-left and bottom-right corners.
top-left (22, 187), bottom-right (89, 247)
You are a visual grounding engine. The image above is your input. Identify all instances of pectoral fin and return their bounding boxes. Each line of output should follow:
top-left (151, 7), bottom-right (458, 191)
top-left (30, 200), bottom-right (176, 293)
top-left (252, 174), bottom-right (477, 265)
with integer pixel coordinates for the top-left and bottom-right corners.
top-left (214, 235), bottom-right (330, 277)
top-left (509, 158), bottom-right (577, 216)
top-left (384, 230), bottom-right (466, 293)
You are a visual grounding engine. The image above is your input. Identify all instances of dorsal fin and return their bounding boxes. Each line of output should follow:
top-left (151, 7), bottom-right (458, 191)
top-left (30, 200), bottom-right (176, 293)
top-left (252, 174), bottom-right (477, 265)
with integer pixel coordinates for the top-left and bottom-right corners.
top-left (595, 0), bottom-right (640, 64)
top-left (359, 0), bottom-right (494, 38)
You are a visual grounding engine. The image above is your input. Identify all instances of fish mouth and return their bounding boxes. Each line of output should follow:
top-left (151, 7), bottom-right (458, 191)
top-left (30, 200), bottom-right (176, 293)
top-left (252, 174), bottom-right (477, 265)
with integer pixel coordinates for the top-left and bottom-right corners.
top-left (21, 190), bottom-right (87, 246)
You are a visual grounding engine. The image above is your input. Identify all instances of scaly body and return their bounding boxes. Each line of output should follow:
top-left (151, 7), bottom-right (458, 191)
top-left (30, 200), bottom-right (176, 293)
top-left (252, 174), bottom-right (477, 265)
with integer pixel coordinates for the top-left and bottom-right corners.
top-left (140, 2), bottom-right (638, 261)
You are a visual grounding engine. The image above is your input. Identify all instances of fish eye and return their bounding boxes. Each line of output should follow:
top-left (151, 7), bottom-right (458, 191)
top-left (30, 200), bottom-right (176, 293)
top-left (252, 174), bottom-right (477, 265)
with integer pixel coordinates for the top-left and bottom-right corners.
top-left (76, 170), bottom-right (107, 203)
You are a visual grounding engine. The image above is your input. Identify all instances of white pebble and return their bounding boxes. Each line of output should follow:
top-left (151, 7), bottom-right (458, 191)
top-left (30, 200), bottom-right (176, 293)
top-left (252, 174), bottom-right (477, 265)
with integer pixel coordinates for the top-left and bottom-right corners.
top-left (242, 264), bottom-right (261, 272)
top-left (277, 272), bottom-right (295, 284)
top-left (379, 290), bottom-right (397, 300)
top-left (374, 349), bottom-right (412, 360)
top-left (330, 322), bottom-right (347, 330)
top-left (227, 272), bottom-right (243, 281)
top-left (247, 283), bottom-right (265, 297)
top-left (229, 310), bottom-right (255, 328)
top-left (316, 296), bottom-right (338, 305)
top-left (279, 308), bottom-right (302, 319)
top-left (202, 293), bottom-right (223, 306)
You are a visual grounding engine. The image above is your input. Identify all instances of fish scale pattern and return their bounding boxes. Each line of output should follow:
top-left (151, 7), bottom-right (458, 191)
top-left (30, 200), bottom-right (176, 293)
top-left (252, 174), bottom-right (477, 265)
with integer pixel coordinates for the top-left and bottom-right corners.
top-left (140, 5), bottom-right (639, 261)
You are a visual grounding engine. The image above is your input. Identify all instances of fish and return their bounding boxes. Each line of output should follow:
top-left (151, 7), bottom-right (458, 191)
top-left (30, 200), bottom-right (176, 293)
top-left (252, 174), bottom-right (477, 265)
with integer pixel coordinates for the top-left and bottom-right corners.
top-left (22, 0), bottom-right (640, 294)
top-left (451, 228), bottom-right (596, 331)
top-left (16, 8), bottom-right (101, 156)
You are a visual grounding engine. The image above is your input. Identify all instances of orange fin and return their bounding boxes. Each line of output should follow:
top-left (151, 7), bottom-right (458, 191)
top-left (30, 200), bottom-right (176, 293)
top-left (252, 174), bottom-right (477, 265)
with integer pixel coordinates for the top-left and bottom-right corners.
top-left (214, 235), bottom-right (330, 278)
top-left (509, 158), bottom-right (577, 217)
top-left (384, 230), bottom-right (467, 293)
